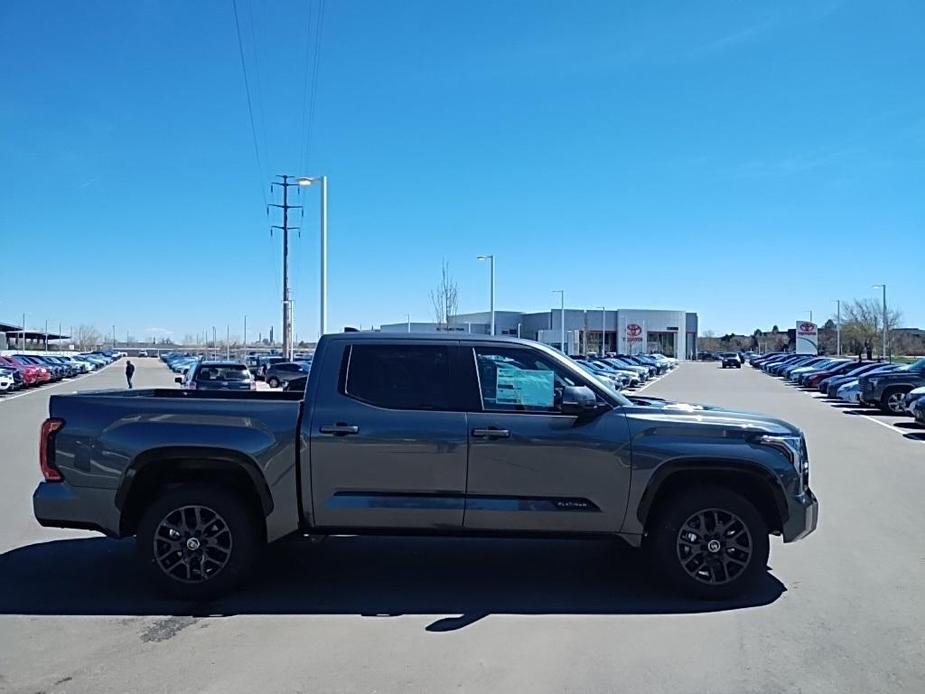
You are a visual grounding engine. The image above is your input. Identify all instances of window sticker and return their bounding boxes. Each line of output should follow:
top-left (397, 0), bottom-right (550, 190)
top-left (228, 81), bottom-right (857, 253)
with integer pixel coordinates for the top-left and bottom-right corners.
top-left (495, 366), bottom-right (554, 407)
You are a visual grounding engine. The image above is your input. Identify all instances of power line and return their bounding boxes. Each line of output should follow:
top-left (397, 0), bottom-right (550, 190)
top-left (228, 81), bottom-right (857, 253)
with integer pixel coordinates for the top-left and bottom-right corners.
top-left (297, 0), bottom-right (316, 174)
top-left (245, 0), bottom-right (271, 171)
top-left (301, 0), bottom-right (326, 174)
top-left (231, 0), bottom-right (268, 207)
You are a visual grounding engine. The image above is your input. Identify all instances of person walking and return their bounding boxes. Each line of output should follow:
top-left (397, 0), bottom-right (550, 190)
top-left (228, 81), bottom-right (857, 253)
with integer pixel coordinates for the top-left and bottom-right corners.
top-left (125, 359), bottom-right (135, 389)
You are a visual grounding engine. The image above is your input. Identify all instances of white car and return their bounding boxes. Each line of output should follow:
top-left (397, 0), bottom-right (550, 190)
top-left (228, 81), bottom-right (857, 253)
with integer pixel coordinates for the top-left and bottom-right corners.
top-left (0, 372), bottom-right (14, 392)
top-left (837, 379), bottom-right (862, 403)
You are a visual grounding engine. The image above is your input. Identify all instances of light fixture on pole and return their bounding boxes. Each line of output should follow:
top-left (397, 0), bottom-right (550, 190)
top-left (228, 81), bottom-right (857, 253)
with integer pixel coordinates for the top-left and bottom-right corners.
top-left (553, 290), bottom-right (565, 354)
top-left (476, 255), bottom-right (495, 336)
top-left (296, 176), bottom-right (328, 338)
top-left (873, 284), bottom-right (888, 360)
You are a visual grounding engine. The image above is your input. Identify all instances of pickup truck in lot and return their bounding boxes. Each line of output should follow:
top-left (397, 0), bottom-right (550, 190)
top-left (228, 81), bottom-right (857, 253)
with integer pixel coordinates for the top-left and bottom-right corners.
top-left (33, 333), bottom-right (817, 600)
top-left (858, 358), bottom-right (925, 414)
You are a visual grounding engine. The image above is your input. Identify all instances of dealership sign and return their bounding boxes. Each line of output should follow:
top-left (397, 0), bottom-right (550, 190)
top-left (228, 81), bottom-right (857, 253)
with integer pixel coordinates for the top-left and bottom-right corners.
top-left (795, 321), bottom-right (818, 355)
top-left (625, 323), bottom-right (644, 342)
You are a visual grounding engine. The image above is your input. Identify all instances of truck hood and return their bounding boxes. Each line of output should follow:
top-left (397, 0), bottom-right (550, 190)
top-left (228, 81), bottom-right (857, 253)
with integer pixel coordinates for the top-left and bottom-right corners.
top-left (625, 397), bottom-right (800, 435)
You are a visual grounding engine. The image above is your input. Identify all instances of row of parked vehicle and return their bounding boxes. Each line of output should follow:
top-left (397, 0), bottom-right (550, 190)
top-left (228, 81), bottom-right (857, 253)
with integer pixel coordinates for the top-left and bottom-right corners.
top-left (160, 351), bottom-right (316, 392)
top-left (749, 352), bottom-right (925, 425)
top-left (571, 352), bottom-right (678, 390)
top-left (0, 350), bottom-right (122, 394)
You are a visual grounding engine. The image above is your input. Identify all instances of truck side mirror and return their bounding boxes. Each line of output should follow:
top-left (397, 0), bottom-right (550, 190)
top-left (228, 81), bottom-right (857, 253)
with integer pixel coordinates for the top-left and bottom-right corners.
top-left (174, 376), bottom-right (183, 384)
top-left (560, 385), bottom-right (600, 416)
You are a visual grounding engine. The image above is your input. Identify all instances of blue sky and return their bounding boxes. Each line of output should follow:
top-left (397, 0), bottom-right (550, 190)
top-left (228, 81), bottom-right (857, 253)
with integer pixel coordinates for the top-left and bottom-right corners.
top-left (1, 0), bottom-right (922, 341)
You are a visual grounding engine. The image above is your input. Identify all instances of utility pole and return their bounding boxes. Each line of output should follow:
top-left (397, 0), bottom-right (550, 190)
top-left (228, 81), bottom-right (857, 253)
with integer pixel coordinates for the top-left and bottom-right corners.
top-left (835, 300), bottom-right (841, 356)
top-left (553, 290), bottom-right (565, 354)
top-left (226, 325), bottom-right (231, 359)
top-left (873, 284), bottom-right (888, 360)
top-left (271, 175), bottom-right (303, 361)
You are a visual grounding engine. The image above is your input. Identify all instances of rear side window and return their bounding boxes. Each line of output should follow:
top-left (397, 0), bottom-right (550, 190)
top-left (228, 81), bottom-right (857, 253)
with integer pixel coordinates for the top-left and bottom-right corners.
top-left (344, 344), bottom-right (452, 410)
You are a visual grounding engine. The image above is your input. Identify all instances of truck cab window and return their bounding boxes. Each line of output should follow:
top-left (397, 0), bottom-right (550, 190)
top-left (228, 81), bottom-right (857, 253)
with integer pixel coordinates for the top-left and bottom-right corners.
top-left (474, 347), bottom-right (585, 413)
top-left (344, 344), bottom-right (453, 411)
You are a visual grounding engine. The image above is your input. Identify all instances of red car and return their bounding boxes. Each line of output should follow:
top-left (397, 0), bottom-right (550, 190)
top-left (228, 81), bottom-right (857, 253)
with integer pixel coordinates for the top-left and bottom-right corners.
top-left (0, 355), bottom-right (50, 386)
top-left (804, 360), bottom-right (874, 389)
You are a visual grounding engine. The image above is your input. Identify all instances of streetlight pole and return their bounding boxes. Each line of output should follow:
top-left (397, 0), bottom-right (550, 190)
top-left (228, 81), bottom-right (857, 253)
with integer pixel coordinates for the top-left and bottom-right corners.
top-left (296, 176), bottom-right (328, 338)
top-left (406, 314), bottom-right (411, 333)
top-left (597, 306), bottom-right (606, 355)
top-left (112, 324), bottom-right (116, 349)
top-left (477, 255), bottom-right (495, 336)
top-left (226, 325), bottom-right (231, 359)
top-left (835, 300), bottom-right (841, 356)
top-left (808, 310), bottom-right (813, 323)
top-left (553, 290), bottom-right (565, 354)
top-left (244, 315), bottom-right (248, 348)
top-left (212, 326), bottom-right (217, 350)
top-left (873, 284), bottom-right (888, 360)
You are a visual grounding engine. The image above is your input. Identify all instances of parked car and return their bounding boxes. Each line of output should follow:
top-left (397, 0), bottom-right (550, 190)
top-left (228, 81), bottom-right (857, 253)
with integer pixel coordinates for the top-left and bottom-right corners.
top-left (791, 359), bottom-right (849, 385)
top-left (265, 361), bottom-right (312, 389)
top-left (178, 361), bottom-right (256, 391)
top-left (12, 355), bottom-right (62, 381)
top-left (0, 366), bottom-right (25, 390)
top-left (902, 386), bottom-right (925, 414)
top-left (0, 355), bottom-right (46, 386)
top-left (911, 397), bottom-right (925, 426)
top-left (34, 332), bottom-right (817, 601)
top-left (256, 355), bottom-right (288, 380)
top-left (720, 353), bottom-right (741, 369)
top-left (0, 370), bottom-right (14, 393)
top-left (858, 358), bottom-right (925, 414)
top-left (837, 380), bottom-right (862, 403)
top-left (819, 362), bottom-right (887, 395)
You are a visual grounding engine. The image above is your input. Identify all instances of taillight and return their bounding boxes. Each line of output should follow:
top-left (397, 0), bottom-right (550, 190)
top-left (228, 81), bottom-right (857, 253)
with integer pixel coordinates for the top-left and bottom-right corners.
top-left (39, 417), bottom-right (65, 482)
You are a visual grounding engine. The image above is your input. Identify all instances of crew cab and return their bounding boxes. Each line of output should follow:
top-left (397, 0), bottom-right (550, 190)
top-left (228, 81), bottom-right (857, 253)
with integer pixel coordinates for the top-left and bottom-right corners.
top-left (33, 333), bottom-right (818, 600)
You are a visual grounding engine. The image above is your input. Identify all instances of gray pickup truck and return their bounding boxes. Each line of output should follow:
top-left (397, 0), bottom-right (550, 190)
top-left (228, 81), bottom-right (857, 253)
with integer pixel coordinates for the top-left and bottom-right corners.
top-left (33, 333), bottom-right (817, 600)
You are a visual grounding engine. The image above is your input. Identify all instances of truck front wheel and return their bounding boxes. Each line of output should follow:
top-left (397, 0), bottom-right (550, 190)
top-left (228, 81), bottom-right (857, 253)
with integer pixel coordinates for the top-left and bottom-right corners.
top-left (645, 486), bottom-right (769, 600)
top-left (137, 485), bottom-right (263, 600)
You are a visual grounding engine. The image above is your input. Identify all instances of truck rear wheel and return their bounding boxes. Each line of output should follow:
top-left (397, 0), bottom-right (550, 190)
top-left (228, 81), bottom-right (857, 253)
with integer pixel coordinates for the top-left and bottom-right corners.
top-left (137, 485), bottom-right (263, 600)
top-left (645, 486), bottom-right (769, 600)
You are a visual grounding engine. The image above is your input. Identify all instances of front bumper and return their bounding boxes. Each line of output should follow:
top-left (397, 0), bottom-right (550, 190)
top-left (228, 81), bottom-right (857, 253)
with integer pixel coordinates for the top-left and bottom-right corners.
top-left (781, 488), bottom-right (818, 542)
top-left (33, 481), bottom-right (122, 537)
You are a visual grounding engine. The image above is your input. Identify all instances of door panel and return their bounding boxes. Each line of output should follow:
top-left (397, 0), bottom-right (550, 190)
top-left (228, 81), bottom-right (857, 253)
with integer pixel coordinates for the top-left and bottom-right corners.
top-left (308, 341), bottom-right (468, 530)
top-left (465, 412), bottom-right (632, 532)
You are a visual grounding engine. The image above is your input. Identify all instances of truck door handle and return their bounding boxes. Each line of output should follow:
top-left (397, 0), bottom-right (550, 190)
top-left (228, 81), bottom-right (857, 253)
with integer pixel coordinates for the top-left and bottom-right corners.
top-left (472, 428), bottom-right (511, 439)
top-left (319, 424), bottom-right (359, 436)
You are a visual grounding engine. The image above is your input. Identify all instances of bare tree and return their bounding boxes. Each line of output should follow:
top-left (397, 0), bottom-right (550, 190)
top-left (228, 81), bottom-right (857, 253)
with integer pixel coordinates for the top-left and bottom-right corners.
top-left (841, 298), bottom-right (902, 359)
top-left (73, 325), bottom-right (102, 351)
top-left (429, 259), bottom-right (459, 329)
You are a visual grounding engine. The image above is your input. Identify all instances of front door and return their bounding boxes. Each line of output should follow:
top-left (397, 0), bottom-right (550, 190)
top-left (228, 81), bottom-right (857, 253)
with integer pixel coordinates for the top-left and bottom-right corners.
top-left (463, 345), bottom-right (633, 533)
top-left (309, 341), bottom-right (468, 530)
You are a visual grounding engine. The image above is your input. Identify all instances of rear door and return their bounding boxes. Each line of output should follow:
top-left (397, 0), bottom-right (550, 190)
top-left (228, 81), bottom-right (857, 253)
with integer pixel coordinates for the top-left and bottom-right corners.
top-left (462, 344), bottom-right (633, 533)
top-left (308, 340), bottom-right (469, 529)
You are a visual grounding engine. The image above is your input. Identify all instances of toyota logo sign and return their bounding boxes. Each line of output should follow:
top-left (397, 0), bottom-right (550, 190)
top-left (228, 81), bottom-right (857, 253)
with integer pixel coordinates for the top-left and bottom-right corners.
top-left (626, 323), bottom-right (642, 337)
top-left (798, 322), bottom-right (817, 333)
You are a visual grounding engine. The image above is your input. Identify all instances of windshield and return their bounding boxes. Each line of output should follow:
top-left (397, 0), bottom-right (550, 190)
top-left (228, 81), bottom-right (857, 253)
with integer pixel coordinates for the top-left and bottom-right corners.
top-left (196, 365), bottom-right (252, 381)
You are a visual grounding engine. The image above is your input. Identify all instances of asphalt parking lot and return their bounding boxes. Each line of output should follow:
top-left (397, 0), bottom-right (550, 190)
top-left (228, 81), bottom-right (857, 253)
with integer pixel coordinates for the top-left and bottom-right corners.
top-left (1, 360), bottom-right (923, 693)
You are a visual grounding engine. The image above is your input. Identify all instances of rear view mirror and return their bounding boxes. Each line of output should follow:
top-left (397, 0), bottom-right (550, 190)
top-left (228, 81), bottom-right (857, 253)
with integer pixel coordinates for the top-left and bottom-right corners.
top-left (560, 385), bottom-right (600, 416)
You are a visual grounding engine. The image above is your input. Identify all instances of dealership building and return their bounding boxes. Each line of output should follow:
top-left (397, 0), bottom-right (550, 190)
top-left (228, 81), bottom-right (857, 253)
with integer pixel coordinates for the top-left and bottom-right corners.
top-left (381, 308), bottom-right (699, 359)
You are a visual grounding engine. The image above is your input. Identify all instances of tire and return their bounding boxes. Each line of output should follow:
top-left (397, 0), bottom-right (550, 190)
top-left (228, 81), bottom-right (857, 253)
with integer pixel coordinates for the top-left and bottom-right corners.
top-left (137, 485), bottom-right (263, 600)
top-left (645, 485), bottom-right (769, 600)
top-left (880, 387), bottom-right (910, 415)
top-left (268, 377), bottom-right (280, 389)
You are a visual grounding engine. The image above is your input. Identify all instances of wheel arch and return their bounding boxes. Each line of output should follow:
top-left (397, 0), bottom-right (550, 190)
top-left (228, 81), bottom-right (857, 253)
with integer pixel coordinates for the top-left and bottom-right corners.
top-left (637, 459), bottom-right (788, 536)
top-left (116, 447), bottom-right (273, 537)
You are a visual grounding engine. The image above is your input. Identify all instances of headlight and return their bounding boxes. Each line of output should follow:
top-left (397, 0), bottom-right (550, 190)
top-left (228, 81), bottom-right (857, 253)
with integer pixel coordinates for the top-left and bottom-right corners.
top-left (756, 434), bottom-right (808, 479)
